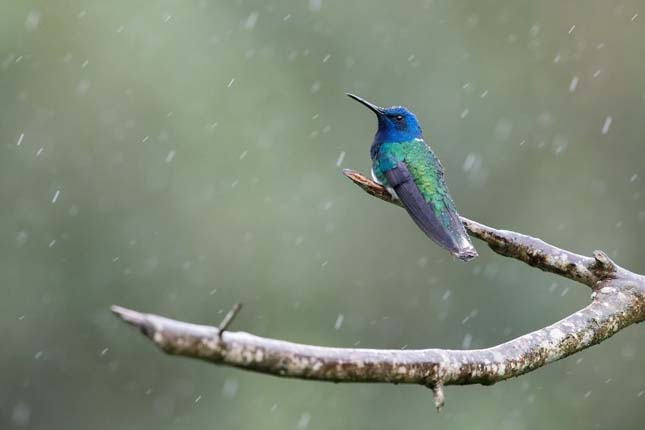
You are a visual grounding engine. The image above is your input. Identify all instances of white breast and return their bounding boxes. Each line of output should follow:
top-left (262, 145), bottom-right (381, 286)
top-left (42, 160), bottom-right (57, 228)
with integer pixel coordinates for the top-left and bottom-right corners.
top-left (372, 168), bottom-right (399, 199)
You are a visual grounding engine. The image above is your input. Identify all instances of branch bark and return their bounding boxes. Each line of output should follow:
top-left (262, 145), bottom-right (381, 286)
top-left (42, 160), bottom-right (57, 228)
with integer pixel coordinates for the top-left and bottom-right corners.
top-left (112, 170), bottom-right (645, 410)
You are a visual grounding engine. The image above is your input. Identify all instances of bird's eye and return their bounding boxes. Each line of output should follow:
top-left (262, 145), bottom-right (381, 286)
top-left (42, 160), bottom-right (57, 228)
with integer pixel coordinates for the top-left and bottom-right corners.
top-left (395, 115), bottom-right (403, 121)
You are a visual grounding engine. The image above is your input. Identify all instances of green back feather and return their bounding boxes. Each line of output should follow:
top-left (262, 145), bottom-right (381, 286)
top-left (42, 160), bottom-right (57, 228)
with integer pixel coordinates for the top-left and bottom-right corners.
top-left (373, 139), bottom-right (458, 227)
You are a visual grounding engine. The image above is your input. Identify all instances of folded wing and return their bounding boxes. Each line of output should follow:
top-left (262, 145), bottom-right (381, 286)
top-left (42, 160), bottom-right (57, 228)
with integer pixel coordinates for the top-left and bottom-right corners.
top-left (383, 161), bottom-right (477, 261)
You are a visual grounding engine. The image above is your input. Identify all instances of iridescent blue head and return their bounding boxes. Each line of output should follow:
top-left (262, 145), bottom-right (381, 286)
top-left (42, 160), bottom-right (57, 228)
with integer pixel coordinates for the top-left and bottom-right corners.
top-left (347, 93), bottom-right (423, 144)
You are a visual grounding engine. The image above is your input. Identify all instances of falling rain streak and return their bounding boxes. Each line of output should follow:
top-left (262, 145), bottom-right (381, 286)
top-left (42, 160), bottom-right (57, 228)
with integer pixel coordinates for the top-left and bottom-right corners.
top-left (602, 116), bottom-right (613, 135)
top-left (335, 151), bottom-right (345, 167)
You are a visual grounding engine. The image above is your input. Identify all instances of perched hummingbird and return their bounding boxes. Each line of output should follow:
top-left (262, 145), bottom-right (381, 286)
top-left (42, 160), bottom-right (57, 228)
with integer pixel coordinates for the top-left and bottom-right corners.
top-left (347, 93), bottom-right (477, 261)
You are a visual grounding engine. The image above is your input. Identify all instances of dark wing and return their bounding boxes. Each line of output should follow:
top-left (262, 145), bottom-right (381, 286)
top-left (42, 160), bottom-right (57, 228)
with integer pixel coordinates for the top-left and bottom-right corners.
top-left (384, 161), bottom-right (477, 261)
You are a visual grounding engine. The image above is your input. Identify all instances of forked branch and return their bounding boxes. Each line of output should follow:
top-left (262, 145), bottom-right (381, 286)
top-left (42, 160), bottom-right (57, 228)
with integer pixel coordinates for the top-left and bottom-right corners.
top-left (112, 170), bottom-right (644, 410)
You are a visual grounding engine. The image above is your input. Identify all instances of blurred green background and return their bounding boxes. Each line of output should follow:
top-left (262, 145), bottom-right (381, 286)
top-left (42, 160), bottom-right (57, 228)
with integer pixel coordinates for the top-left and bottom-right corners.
top-left (1, 0), bottom-right (644, 429)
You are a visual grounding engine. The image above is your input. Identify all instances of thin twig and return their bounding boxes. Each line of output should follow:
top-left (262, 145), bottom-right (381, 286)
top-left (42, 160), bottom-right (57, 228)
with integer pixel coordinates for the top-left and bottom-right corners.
top-left (218, 303), bottom-right (242, 339)
top-left (431, 383), bottom-right (445, 412)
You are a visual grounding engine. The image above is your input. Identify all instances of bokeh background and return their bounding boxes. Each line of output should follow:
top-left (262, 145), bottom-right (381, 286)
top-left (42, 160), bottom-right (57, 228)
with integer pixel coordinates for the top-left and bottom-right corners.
top-left (1, 1), bottom-right (644, 429)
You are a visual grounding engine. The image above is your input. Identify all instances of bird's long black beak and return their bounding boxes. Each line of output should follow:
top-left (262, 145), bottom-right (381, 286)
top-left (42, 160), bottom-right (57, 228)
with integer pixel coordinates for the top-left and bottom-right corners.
top-left (346, 93), bottom-right (384, 116)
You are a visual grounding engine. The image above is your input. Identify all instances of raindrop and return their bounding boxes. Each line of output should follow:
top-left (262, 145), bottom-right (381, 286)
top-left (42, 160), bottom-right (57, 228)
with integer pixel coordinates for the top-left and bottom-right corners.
top-left (462, 153), bottom-right (481, 172)
top-left (15, 231), bottom-right (28, 246)
top-left (309, 0), bottom-right (322, 12)
top-left (334, 314), bottom-right (344, 330)
top-left (529, 24), bottom-right (540, 36)
top-left (16, 133), bottom-right (24, 146)
top-left (552, 134), bottom-right (568, 155)
top-left (12, 403), bottom-right (31, 427)
top-left (76, 80), bottom-right (90, 95)
top-left (335, 151), bottom-right (345, 167)
top-left (569, 76), bottom-right (579, 93)
top-left (461, 309), bottom-right (479, 324)
top-left (601, 116), bottom-right (613, 135)
top-left (222, 378), bottom-right (239, 398)
top-left (52, 190), bottom-right (60, 203)
top-left (568, 25), bottom-right (576, 34)
top-left (227, 78), bottom-right (235, 88)
top-left (461, 333), bottom-right (472, 349)
top-left (25, 9), bottom-right (41, 32)
top-left (242, 12), bottom-right (259, 30)
top-left (165, 150), bottom-right (176, 163)
top-left (297, 412), bottom-right (311, 429)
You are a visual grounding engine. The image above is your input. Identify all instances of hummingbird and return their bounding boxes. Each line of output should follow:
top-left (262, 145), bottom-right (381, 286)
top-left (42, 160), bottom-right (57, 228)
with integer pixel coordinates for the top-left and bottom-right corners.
top-left (347, 93), bottom-right (477, 262)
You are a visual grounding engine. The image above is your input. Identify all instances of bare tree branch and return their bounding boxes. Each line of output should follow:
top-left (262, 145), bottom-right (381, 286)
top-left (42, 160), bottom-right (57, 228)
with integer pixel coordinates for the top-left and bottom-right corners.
top-left (112, 169), bottom-right (645, 410)
top-left (341, 169), bottom-right (603, 286)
